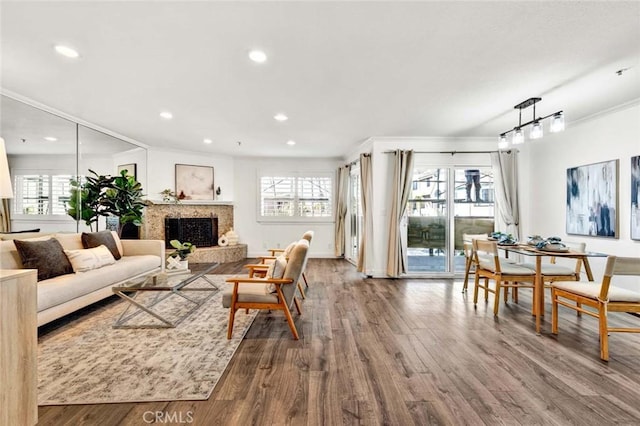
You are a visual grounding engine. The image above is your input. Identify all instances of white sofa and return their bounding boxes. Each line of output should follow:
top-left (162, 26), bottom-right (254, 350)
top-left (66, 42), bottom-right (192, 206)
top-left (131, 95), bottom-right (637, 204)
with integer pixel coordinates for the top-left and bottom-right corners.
top-left (0, 231), bottom-right (164, 326)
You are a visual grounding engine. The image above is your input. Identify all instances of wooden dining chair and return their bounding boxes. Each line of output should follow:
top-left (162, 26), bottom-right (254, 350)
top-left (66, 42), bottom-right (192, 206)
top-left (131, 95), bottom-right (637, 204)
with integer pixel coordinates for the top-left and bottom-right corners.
top-left (551, 256), bottom-right (640, 361)
top-left (462, 233), bottom-right (488, 293)
top-left (473, 239), bottom-right (536, 316)
top-left (519, 241), bottom-right (586, 284)
top-left (223, 239), bottom-right (309, 340)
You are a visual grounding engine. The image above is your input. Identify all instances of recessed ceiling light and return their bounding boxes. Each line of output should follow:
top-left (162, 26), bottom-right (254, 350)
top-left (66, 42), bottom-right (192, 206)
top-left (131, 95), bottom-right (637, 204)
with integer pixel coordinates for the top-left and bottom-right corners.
top-left (54, 45), bottom-right (80, 58)
top-left (203, 138), bottom-right (213, 144)
top-left (44, 136), bottom-right (58, 142)
top-left (286, 140), bottom-right (296, 146)
top-left (248, 50), bottom-right (267, 63)
top-left (159, 111), bottom-right (173, 120)
top-left (274, 113), bottom-right (288, 122)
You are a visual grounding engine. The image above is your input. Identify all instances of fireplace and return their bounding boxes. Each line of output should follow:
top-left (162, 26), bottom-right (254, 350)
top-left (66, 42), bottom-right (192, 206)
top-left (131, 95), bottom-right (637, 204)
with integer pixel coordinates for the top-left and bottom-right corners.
top-left (164, 217), bottom-right (218, 248)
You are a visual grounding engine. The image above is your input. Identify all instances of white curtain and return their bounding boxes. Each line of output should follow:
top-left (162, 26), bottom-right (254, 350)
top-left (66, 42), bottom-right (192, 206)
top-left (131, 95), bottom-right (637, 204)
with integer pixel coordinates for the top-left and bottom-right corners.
top-left (386, 150), bottom-right (414, 277)
top-left (0, 199), bottom-right (10, 232)
top-left (357, 153), bottom-right (372, 273)
top-left (334, 165), bottom-right (349, 257)
top-left (491, 151), bottom-right (520, 239)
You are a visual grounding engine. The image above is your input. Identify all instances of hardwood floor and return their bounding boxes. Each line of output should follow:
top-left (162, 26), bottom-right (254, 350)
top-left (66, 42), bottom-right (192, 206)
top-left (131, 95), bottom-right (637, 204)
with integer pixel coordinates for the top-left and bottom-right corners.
top-left (38, 259), bottom-right (640, 425)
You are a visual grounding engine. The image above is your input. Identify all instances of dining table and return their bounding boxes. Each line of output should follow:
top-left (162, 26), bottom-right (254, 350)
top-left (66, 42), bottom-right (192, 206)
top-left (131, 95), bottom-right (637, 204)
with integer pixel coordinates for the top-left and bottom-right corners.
top-left (499, 244), bottom-right (608, 334)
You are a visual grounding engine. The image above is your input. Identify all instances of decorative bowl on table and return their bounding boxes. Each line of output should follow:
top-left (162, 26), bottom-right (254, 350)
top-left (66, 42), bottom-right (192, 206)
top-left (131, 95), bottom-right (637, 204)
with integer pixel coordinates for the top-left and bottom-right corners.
top-left (535, 240), bottom-right (569, 252)
top-left (527, 235), bottom-right (544, 246)
top-left (497, 234), bottom-right (518, 246)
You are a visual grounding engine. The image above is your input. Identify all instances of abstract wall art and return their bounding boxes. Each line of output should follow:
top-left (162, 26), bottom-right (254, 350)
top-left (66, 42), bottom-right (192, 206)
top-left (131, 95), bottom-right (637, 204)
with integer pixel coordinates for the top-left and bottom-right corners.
top-left (175, 164), bottom-right (214, 200)
top-left (566, 159), bottom-right (618, 238)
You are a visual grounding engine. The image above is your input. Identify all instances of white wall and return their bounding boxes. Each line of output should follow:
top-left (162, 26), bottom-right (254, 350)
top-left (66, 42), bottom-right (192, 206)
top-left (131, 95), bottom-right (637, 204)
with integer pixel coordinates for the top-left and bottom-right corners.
top-left (233, 156), bottom-right (341, 258)
top-left (145, 148), bottom-right (234, 202)
top-left (522, 102), bottom-right (640, 288)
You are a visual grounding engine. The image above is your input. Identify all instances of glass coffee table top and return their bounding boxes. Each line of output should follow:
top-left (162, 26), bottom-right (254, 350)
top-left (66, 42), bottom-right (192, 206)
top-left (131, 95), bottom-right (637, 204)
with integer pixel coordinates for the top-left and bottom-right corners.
top-left (112, 263), bottom-right (220, 328)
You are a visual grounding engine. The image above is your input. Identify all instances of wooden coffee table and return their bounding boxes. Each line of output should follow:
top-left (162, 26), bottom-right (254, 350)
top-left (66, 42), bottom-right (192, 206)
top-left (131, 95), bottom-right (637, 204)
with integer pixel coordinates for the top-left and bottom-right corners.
top-left (112, 263), bottom-right (220, 328)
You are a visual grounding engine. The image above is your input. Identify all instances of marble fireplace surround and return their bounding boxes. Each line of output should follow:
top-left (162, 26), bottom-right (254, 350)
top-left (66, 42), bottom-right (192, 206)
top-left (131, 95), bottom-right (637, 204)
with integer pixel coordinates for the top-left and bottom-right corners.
top-left (142, 201), bottom-right (246, 263)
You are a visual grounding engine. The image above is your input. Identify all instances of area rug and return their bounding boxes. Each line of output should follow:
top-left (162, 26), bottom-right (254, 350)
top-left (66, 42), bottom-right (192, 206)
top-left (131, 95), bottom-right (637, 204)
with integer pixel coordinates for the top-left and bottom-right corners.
top-left (37, 275), bottom-right (256, 405)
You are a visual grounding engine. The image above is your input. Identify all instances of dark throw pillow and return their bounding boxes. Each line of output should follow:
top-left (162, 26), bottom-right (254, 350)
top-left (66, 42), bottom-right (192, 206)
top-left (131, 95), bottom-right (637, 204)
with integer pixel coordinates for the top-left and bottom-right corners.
top-left (14, 238), bottom-right (74, 281)
top-left (81, 231), bottom-right (121, 260)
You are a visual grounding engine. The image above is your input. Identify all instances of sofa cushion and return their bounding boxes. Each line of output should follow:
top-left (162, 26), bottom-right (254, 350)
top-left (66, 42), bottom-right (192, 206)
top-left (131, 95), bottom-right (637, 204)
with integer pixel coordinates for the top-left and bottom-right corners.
top-left (37, 254), bottom-right (161, 312)
top-left (54, 233), bottom-right (85, 250)
top-left (82, 230), bottom-right (121, 260)
top-left (64, 245), bottom-right (116, 272)
top-left (13, 238), bottom-right (74, 281)
top-left (0, 231), bottom-right (50, 241)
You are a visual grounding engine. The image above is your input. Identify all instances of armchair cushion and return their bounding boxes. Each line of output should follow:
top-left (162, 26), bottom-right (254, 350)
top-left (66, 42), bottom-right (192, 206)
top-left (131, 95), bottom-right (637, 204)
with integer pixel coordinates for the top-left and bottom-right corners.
top-left (222, 285), bottom-right (279, 307)
top-left (266, 255), bottom-right (287, 294)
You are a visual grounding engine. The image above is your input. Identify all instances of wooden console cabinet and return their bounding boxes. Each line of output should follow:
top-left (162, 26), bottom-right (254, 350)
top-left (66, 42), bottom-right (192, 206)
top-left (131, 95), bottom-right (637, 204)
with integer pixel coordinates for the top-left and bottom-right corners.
top-left (1, 269), bottom-right (38, 426)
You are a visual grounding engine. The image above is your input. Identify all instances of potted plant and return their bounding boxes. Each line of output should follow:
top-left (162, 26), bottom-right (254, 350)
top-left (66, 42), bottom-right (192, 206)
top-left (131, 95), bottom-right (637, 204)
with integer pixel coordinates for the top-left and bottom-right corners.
top-left (66, 169), bottom-right (146, 237)
top-left (160, 188), bottom-right (180, 204)
top-left (100, 170), bottom-right (145, 237)
top-left (67, 177), bottom-right (101, 231)
top-left (168, 239), bottom-right (196, 270)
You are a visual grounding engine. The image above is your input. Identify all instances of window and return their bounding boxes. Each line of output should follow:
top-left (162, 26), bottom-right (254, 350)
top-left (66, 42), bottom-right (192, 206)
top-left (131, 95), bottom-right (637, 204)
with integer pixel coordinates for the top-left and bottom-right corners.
top-left (13, 173), bottom-right (73, 217)
top-left (259, 173), bottom-right (333, 221)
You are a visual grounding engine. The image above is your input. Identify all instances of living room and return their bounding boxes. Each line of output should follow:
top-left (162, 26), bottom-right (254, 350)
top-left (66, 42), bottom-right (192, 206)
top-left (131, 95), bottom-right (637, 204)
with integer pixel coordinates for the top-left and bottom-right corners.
top-left (1, 1), bottom-right (640, 425)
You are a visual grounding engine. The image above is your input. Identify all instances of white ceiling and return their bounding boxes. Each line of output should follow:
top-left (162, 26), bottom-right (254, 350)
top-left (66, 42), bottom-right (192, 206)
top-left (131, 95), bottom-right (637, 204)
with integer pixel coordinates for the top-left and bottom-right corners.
top-left (1, 1), bottom-right (639, 159)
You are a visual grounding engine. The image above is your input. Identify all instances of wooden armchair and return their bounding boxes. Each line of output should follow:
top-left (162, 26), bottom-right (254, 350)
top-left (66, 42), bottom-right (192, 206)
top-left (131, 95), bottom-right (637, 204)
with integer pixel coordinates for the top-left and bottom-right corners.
top-left (223, 239), bottom-right (310, 340)
top-left (250, 230), bottom-right (314, 298)
top-left (265, 231), bottom-right (313, 288)
top-left (551, 256), bottom-right (640, 361)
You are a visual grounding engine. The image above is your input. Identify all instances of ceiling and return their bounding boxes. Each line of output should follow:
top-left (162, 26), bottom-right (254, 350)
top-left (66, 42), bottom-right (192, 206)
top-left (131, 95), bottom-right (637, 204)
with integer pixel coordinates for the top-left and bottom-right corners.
top-left (1, 1), bottom-right (639, 159)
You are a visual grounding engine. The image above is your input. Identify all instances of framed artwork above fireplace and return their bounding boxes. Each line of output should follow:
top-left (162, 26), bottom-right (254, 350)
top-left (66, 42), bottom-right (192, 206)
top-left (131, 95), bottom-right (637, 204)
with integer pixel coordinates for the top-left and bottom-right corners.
top-left (175, 164), bottom-right (214, 200)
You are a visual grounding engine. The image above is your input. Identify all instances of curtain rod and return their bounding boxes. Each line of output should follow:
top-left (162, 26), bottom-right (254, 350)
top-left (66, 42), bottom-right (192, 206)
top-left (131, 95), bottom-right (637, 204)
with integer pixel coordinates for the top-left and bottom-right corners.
top-left (383, 150), bottom-right (512, 155)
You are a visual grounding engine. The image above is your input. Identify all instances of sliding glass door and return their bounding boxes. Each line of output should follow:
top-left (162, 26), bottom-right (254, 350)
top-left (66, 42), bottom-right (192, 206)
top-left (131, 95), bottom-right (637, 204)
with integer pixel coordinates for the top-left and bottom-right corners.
top-left (407, 168), bottom-right (449, 272)
top-left (407, 166), bottom-right (494, 275)
top-left (346, 163), bottom-right (362, 265)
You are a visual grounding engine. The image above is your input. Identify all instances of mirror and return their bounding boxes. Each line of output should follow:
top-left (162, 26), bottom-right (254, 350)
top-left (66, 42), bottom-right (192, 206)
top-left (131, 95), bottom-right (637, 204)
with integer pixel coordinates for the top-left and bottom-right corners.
top-left (1, 94), bottom-right (147, 233)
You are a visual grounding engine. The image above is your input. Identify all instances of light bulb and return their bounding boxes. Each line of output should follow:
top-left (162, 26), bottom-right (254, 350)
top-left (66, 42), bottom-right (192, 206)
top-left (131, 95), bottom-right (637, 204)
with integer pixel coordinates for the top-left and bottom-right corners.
top-left (498, 134), bottom-right (509, 149)
top-left (530, 121), bottom-right (543, 139)
top-left (512, 128), bottom-right (525, 144)
top-left (248, 50), bottom-right (267, 63)
top-left (550, 112), bottom-right (565, 133)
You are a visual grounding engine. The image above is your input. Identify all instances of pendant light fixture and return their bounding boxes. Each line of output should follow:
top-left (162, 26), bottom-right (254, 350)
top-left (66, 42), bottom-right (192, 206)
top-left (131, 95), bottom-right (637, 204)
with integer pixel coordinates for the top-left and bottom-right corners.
top-left (498, 97), bottom-right (564, 149)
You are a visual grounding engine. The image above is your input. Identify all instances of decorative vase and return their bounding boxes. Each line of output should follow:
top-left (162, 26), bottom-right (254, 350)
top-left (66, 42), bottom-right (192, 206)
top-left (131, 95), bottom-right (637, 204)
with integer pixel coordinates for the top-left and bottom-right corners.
top-left (226, 228), bottom-right (238, 246)
top-left (218, 236), bottom-right (229, 247)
